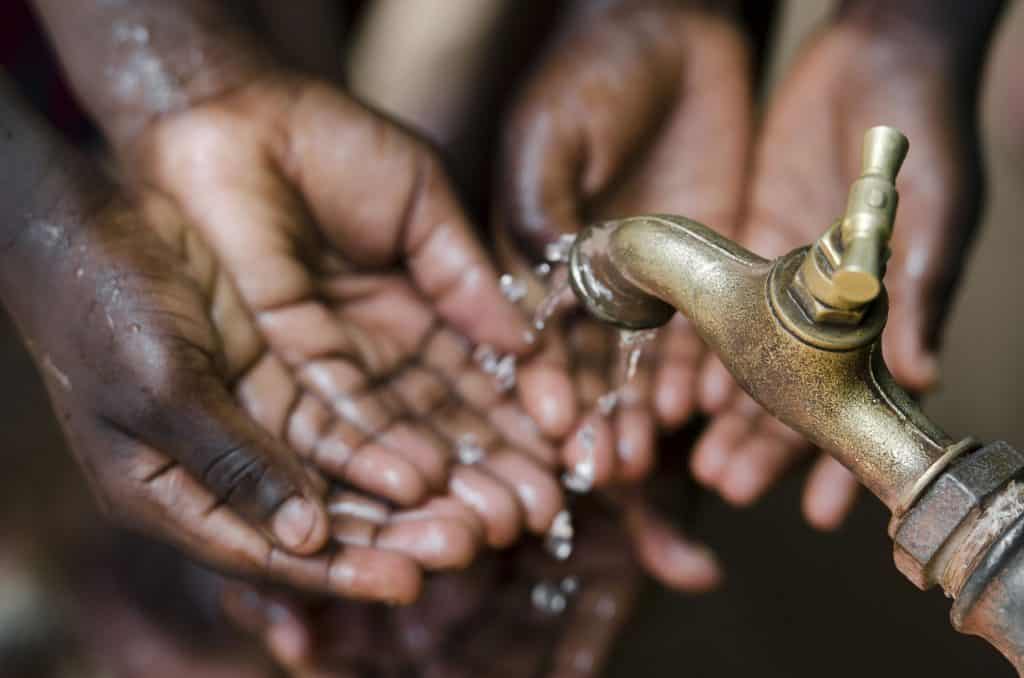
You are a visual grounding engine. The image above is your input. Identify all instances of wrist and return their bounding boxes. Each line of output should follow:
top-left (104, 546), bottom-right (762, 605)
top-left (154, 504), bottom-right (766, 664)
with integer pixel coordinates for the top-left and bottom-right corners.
top-left (32, 0), bottom-right (279, 153)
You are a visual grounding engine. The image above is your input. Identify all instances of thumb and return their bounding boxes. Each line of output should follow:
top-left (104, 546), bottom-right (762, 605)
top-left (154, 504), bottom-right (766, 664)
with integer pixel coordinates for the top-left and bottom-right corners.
top-left (135, 377), bottom-right (329, 555)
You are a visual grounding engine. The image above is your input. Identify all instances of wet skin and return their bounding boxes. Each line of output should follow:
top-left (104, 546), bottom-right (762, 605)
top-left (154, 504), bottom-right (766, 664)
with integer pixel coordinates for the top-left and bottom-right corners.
top-left (2, 39), bottom-right (569, 606)
top-left (222, 495), bottom-right (642, 678)
top-left (497, 0), bottom-right (749, 586)
top-left (689, 1), bottom-right (1005, 530)
top-left (500, 0), bottom-right (1005, 531)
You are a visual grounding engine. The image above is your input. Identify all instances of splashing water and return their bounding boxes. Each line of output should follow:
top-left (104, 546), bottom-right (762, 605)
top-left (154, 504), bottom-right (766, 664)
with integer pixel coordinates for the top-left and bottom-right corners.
top-left (532, 267), bottom-right (573, 332)
top-left (530, 576), bottom-right (582, 616)
top-left (562, 425), bottom-right (597, 494)
top-left (544, 234), bottom-right (577, 264)
top-left (592, 328), bottom-right (660, 416)
top-left (474, 344), bottom-right (517, 393)
top-left (545, 509), bottom-right (575, 560)
top-left (455, 433), bottom-right (485, 465)
top-left (531, 580), bottom-right (568, 615)
top-left (499, 273), bottom-right (528, 303)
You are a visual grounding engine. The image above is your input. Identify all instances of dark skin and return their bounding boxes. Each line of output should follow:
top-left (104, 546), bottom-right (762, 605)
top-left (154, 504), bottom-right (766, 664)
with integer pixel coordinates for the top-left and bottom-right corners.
top-left (29, 0), bottom-right (570, 601)
top-left (0, 75), bottom-right (335, 585)
top-left (221, 495), bottom-right (643, 678)
top-left (501, 0), bottom-right (1006, 529)
top-left (689, 0), bottom-right (1006, 528)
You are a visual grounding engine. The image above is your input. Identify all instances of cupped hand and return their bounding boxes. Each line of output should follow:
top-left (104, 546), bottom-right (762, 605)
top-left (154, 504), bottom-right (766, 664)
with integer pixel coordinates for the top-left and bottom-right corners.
top-left (497, 0), bottom-right (753, 494)
top-left (495, 1), bottom-right (749, 591)
top-left (123, 71), bottom-right (567, 595)
top-left (221, 496), bottom-right (642, 678)
top-left (690, 21), bottom-right (983, 530)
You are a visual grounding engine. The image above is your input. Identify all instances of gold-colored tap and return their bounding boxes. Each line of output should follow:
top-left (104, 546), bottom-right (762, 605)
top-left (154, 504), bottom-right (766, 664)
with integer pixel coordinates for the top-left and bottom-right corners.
top-left (794, 127), bottom-right (908, 329)
top-left (567, 127), bottom-right (1024, 674)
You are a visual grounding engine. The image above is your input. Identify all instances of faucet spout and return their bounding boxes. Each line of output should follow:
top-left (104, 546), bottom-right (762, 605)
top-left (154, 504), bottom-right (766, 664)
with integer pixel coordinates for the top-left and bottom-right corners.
top-left (566, 126), bottom-right (1024, 673)
top-left (569, 214), bottom-right (953, 511)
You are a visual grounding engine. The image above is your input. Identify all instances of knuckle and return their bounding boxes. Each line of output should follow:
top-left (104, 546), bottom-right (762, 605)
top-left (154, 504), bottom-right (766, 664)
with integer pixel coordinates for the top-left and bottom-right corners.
top-left (201, 442), bottom-right (293, 520)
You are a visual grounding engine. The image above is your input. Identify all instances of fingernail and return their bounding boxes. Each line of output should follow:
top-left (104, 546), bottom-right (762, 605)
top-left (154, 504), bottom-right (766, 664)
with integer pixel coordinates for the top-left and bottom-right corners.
top-left (723, 459), bottom-right (761, 505)
top-left (668, 542), bottom-right (721, 589)
top-left (272, 497), bottom-right (318, 551)
top-left (692, 444), bottom-right (727, 484)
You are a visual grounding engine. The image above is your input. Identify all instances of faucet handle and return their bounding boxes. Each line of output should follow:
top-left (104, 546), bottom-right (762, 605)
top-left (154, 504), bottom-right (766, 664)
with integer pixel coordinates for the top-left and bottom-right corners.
top-left (834, 126), bottom-right (909, 304)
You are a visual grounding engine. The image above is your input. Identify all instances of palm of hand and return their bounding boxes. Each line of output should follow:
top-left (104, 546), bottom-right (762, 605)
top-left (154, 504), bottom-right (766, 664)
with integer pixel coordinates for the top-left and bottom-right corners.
top-left (692, 25), bottom-right (980, 529)
top-left (128, 74), bottom-right (564, 600)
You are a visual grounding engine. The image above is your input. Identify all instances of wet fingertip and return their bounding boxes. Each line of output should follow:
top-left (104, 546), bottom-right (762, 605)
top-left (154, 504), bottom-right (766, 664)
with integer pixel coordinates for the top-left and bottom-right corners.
top-left (690, 439), bottom-right (728, 486)
top-left (615, 409), bottom-right (656, 482)
top-left (271, 496), bottom-right (329, 555)
top-left (651, 540), bottom-right (723, 593)
top-left (654, 370), bottom-right (695, 429)
top-left (719, 457), bottom-right (765, 507)
top-left (329, 548), bottom-right (423, 605)
top-left (377, 521), bottom-right (479, 571)
top-left (563, 414), bottom-right (615, 488)
top-left (520, 367), bottom-right (576, 437)
top-left (698, 360), bottom-right (735, 413)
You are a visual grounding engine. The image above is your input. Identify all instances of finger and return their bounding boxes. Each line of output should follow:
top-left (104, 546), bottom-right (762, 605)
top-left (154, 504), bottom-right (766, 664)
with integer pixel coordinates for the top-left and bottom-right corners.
top-left (611, 335), bottom-right (657, 481)
top-left (499, 8), bottom-right (693, 259)
top-left (802, 455), bottom-right (860, 531)
top-left (448, 465), bottom-right (524, 548)
top-left (614, 407), bottom-right (657, 481)
top-left (126, 368), bottom-right (328, 555)
top-left (376, 516), bottom-right (479, 571)
top-left (716, 416), bottom-right (808, 506)
top-left (624, 497), bottom-right (721, 592)
top-left (122, 441), bottom-right (421, 602)
top-left (281, 86), bottom-right (531, 354)
top-left (312, 420), bottom-right (427, 506)
top-left (483, 448), bottom-right (564, 533)
top-left (487, 401), bottom-right (559, 467)
top-left (690, 397), bottom-right (759, 486)
top-left (878, 117), bottom-right (977, 393)
top-left (696, 353), bottom-right (738, 415)
top-left (569, 321), bottom-right (613, 411)
top-left (547, 577), bottom-right (637, 678)
top-left (653, 316), bottom-right (702, 428)
top-left (562, 412), bottom-right (616, 492)
top-left (517, 325), bottom-right (577, 438)
top-left (220, 582), bottom-right (313, 672)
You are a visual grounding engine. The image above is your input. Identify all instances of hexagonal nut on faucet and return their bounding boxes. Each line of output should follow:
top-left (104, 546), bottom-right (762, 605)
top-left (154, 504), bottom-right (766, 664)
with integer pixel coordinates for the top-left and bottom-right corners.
top-left (893, 442), bottom-right (1024, 590)
top-left (790, 267), bottom-right (867, 326)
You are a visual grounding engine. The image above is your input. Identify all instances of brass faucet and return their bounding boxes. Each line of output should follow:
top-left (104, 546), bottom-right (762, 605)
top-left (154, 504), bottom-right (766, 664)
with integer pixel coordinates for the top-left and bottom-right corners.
top-left (568, 126), bottom-right (1024, 673)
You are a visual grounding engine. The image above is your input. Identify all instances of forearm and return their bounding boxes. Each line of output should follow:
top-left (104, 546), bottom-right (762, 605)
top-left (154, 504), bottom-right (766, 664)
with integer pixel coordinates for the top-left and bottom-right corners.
top-left (0, 75), bottom-right (110, 329)
top-left (30, 0), bottom-right (275, 151)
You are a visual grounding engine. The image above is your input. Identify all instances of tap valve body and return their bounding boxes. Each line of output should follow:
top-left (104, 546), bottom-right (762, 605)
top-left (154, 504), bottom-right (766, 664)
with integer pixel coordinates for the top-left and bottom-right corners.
top-left (792, 126), bottom-right (908, 326)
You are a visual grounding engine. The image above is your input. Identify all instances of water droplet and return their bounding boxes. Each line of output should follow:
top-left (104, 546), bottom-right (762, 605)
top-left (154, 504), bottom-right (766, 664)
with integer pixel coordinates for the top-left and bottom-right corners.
top-left (545, 509), bottom-right (574, 560)
top-left (493, 354), bottom-right (517, 392)
top-left (531, 581), bottom-right (568, 615)
top-left (534, 262), bottom-right (552, 278)
top-left (560, 576), bottom-right (581, 595)
top-left (562, 426), bottom-right (597, 493)
top-left (455, 433), bottom-right (485, 465)
top-left (499, 274), bottom-right (528, 303)
top-left (545, 234), bottom-right (577, 263)
top-left (597, 391), bottom-right (619, 416)
top-left (473, 344), bottom-right (498, 372)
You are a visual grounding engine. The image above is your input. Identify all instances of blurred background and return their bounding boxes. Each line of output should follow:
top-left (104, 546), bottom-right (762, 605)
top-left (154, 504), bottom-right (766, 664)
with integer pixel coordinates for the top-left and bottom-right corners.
top-left (1, 0), bottom-right (1023, 676)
